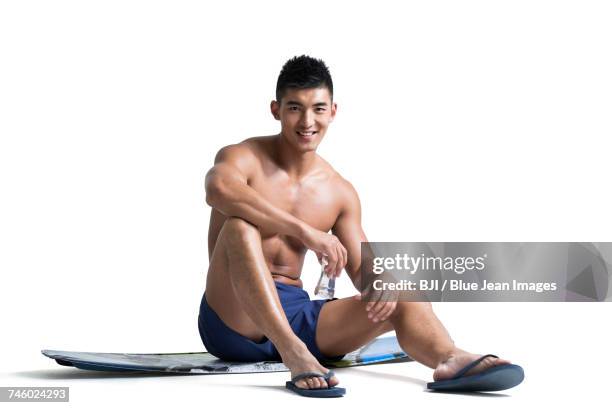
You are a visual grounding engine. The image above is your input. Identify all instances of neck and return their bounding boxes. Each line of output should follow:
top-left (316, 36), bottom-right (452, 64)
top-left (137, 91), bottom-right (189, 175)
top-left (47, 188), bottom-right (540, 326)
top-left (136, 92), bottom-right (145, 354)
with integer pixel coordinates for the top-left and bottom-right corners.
top-left (274, 133), bottom-right (317, 179)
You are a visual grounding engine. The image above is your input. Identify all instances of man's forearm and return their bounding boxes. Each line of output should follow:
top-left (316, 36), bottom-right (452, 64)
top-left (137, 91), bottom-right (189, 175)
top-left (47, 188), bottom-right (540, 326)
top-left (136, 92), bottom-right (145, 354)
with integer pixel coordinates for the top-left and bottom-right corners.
top-left (206, 176), bottom-right (309, 239)
top-left (347, 251), bottom-right (376, 292)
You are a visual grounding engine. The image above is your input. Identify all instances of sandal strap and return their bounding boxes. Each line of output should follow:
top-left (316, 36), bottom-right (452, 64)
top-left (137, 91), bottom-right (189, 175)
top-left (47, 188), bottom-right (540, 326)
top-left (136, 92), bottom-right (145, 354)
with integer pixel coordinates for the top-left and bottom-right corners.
top-left (291, 370), bottom-right (336, 385)
top-left (324, 370), bottom-right (336, 382)
top-left (291, 371), bottom-right (325, 383)
top-left (452, 354), bottom-right (498, 380)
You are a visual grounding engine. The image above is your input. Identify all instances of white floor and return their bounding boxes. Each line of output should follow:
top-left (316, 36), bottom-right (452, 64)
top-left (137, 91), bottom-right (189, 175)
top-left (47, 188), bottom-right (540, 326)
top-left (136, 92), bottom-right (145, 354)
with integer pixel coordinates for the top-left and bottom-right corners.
top-left (3, 302), bottom-right (610, 407)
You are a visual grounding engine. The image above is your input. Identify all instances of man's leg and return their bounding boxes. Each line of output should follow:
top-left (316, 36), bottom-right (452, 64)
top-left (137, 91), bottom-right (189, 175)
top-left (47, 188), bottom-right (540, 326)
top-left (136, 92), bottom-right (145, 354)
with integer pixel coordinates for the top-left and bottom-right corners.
top-left (317, 299), bottom-right (510, 379)
top-left (205, 217), bottom-right (338, 390)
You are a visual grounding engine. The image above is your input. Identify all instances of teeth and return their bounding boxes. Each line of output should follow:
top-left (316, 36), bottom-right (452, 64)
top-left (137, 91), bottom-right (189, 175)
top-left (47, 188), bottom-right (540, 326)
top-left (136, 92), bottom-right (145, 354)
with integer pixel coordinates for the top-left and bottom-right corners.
top-left (298, 131), bottom-right (315, 136)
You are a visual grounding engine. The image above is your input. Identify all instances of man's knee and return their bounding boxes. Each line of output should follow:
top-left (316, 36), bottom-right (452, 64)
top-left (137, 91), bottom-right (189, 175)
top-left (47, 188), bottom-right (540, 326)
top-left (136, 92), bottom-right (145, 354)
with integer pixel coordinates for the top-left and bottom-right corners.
top-left (221, 217), bottom-right (260, 242)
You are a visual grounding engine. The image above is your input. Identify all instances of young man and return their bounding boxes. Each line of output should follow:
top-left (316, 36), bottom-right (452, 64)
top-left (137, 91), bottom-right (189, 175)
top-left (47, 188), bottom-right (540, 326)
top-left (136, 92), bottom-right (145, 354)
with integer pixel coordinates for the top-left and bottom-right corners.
top-left (199, 55), bottom-right (523, 397)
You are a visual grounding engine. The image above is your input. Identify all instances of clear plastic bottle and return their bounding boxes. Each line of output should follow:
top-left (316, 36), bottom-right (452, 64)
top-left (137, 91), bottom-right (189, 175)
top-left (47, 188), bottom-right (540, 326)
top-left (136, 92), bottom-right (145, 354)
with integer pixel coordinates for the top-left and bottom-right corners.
top-left (314, 256), bottom-right (335, 299)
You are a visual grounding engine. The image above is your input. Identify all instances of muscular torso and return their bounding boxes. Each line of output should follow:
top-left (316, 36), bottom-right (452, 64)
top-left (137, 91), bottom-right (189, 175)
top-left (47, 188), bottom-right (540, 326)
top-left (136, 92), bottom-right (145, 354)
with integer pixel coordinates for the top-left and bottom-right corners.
top-left (208, 137), bottom-right (345, 288)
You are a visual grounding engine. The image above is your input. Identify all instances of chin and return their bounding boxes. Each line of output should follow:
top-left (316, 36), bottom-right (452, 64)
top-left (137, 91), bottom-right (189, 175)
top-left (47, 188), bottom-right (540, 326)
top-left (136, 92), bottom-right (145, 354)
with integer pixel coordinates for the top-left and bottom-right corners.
top-left (295, 145), bottom-right (317, 153)
top-left (295, 140), bottom-right (320, 152)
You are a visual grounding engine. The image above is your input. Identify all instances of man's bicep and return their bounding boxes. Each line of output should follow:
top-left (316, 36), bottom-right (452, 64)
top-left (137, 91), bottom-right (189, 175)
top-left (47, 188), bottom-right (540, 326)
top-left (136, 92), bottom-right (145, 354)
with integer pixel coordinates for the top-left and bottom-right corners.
top-left (205, 162), bottom-right (247, 187)
top-left (204, 144), bottom-right (255, 204)
top-left (205, 145), bottom-right (254, 188)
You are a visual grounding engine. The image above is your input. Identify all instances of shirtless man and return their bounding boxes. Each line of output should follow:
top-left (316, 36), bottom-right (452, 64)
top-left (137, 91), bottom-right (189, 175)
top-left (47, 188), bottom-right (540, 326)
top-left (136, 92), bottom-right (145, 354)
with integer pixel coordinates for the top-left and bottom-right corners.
top-left (198, 55), bottom-right (522, 396)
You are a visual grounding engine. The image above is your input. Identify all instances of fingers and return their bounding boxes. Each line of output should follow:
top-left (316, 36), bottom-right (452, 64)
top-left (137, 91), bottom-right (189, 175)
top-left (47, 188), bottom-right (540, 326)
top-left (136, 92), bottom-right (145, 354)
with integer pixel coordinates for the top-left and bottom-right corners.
top-left (335, 245), bottom-right (344, 277)
top-left (322, 236), bottom-right (347, 278)
top-left (339, 245), bottom-right (347, 277)
top-left (368, 297), bottom-right (386, 321)
top-left (366, 287), bottom-right (382, 311)
top-left (380, 292), bottom-right (400, 321)
top-left (369, 302), bottom-right (396, 323)
top-left (332, 240), bottom-right (347, 278)
top-left (324, 247), bottom-right (338, 277)
top-left (364, 291), bottom-right (381, 319)
top-left (366, 290), bottom-right (397, 323)
top-left (358, 289), bottom-right (396, 323)
top-left (322, 240), bottom-right (335, 275)
top-left (330, 245), bottom-right (340, 277)
top-left (378, 301), bottom-right (397, 322)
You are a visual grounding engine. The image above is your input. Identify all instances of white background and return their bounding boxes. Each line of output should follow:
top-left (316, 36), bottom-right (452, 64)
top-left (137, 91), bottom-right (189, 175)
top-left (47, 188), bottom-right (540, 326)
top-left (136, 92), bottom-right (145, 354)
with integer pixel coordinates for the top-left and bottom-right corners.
top-left (1, 0), bottom-right (611, 406)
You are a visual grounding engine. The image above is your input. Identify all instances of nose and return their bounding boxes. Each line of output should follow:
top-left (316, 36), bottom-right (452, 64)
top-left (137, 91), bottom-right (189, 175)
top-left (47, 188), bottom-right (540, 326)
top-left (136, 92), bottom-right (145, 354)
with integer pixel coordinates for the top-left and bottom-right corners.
top-left (299, 110), bottom-right (315, 128)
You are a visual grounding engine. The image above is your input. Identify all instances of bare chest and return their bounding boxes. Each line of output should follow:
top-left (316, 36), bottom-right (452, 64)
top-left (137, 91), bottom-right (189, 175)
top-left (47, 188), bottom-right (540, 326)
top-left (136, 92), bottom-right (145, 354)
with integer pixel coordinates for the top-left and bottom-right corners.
top-left (249, 171), bottom-right (340, 235)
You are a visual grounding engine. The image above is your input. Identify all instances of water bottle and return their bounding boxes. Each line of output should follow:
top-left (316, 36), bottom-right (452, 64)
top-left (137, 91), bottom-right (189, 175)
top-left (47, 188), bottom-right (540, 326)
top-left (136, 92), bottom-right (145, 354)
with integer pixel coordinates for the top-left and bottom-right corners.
top-left (314, 256), bottom-right (335, 299)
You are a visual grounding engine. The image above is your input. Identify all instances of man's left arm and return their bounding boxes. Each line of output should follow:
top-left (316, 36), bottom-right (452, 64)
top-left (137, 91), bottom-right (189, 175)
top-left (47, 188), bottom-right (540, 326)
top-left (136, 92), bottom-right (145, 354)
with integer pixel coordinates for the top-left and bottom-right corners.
top-left (332, 180), bottom-right (397, 323)
top-left (331, 181), bottom-right (366, 289)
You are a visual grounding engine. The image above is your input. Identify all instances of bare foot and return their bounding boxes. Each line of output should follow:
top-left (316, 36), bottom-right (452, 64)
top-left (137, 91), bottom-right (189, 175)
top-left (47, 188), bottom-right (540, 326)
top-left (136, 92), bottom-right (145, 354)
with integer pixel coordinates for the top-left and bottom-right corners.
top-left (433, 349), bottom-right (511, 382)
top-left (280, 344), bottom-right (340, 390)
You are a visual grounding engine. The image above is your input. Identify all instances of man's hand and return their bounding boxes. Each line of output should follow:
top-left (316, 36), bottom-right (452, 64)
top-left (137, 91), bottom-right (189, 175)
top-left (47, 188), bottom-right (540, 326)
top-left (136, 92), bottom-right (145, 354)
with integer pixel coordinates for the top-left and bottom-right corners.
top-left (354, 292), bottom-right (398, 323)
top-left (301, 226), bottom-right (347, 278)
top-left (354, 287), bottom-right (399, 323)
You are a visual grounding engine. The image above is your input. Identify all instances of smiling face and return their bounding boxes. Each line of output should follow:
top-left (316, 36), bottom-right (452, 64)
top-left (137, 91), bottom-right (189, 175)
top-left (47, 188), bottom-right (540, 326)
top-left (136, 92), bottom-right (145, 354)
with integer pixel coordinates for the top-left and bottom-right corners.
top-left (271, 87), bottom-right (337, 153)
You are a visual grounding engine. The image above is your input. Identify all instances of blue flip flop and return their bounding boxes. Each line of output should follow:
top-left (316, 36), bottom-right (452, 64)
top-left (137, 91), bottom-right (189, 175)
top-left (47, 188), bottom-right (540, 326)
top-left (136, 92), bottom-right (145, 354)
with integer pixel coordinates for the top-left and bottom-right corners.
top-left (285, 370), bottom-right (346, 398)
top-left (427, 354), bottom-right (524, 392)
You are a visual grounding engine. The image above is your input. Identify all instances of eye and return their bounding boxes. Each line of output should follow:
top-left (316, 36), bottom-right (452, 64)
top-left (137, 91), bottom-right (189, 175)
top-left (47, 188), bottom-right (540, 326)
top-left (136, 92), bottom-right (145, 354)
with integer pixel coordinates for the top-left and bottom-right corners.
top-left (316, 108), bottom-right (326, 112)
top-left (289, 106), bottom-right (299, 111)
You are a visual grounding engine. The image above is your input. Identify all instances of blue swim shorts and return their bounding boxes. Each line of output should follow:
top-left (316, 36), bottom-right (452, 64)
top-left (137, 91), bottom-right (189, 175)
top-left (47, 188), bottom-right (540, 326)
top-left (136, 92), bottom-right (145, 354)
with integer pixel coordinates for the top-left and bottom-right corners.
top-left (198, 281), bottom-right (346, 362)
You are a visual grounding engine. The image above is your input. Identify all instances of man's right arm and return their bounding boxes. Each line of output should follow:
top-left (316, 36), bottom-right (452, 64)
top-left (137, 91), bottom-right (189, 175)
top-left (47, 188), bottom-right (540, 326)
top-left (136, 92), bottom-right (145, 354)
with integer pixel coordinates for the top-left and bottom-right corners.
top-left (205, 144), bottom-right (307, 239)
top-left (205, 143), bottom-right (347, 276)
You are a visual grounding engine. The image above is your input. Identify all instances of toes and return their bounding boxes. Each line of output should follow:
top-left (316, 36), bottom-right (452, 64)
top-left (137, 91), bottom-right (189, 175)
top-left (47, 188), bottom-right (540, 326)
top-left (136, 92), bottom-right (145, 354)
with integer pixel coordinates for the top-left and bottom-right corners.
top-left (292, 366), bottom-right (339, 390)
top-left (326, 373), bottom-right (339, 387)
top-left (494, 357), bottom-right (512, 365)
top-left (295, 376), bottom-right (330, 389)
top-left (462, 355), bottom-right (500, 376)
top-left (482, 356), bottom-right (497, 369)
top-left (484, 356), bottom-right (511, 370)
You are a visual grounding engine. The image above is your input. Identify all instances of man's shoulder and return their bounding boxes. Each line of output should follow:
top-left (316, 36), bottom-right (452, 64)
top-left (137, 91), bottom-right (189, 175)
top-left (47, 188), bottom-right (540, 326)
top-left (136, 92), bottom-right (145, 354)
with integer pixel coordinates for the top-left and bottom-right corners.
top-left (335, 174), bottom-right (360, 203)
top-left (317, 159), bottom-right (359, 202)
top-left (214, 136), bottom-right (271, 164)
top-left (322, 168), bottom-right (360, 220)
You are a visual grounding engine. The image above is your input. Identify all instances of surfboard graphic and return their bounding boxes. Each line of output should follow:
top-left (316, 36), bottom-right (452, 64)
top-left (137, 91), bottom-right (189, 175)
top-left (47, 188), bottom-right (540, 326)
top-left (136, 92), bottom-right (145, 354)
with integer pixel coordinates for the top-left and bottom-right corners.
top-left (42, 336), bottom-right (411, 374)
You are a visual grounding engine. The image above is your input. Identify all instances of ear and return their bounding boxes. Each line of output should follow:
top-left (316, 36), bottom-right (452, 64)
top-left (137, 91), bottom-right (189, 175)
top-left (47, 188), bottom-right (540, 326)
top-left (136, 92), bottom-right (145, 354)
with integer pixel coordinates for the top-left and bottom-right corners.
top-left (329, 102), bottom-right (338, 122)
top-left (270, 100), bottom-right (281, 120)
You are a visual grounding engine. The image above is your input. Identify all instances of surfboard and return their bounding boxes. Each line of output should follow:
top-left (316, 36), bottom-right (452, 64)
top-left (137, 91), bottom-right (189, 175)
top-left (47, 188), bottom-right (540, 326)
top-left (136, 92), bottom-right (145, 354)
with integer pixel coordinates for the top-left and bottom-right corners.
top-left (42, 336), bottom-right (410, 374)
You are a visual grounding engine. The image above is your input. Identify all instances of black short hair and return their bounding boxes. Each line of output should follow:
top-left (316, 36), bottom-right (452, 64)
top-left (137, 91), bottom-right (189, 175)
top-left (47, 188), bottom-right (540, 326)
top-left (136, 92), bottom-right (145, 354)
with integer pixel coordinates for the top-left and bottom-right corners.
top-left (275, 55), bottom-right (333, 104)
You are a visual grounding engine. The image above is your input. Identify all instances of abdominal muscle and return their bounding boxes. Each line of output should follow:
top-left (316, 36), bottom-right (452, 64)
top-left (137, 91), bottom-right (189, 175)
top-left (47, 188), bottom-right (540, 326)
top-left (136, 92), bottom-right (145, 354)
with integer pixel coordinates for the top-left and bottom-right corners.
top-left (261, 235), bottom-right (306, 288)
